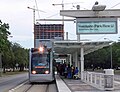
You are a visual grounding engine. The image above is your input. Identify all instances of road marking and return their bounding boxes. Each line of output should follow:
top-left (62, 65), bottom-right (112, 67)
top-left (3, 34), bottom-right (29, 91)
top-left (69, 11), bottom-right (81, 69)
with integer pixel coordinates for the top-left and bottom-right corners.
top-left (8, 80), bottom-right (28, 92)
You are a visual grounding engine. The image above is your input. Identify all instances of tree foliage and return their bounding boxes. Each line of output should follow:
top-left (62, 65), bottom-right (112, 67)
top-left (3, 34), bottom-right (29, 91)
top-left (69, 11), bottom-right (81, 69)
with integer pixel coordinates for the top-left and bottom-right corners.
top-left (0, 20), bottom-right (29, 72)
top-left (85, 42), bottom-right (120, 69)
top-left (0, 20), bottom-right (10, 53)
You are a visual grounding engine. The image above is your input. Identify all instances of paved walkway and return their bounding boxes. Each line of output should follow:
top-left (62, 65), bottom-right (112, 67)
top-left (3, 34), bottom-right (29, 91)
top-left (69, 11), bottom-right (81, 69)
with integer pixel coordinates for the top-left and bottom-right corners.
top-left (61, 76), bottom-right (102, 92)
top-left (58, 75), bottom-right (120, 92)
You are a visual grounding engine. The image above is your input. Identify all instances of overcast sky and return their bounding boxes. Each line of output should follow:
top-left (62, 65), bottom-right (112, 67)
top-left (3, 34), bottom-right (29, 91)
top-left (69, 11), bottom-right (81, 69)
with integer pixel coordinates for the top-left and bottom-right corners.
top-left (0, 0), bottom-right (120, 48)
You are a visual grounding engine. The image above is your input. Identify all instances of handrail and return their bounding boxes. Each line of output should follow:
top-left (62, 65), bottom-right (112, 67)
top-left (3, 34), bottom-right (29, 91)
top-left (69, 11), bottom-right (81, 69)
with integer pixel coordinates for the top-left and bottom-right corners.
top-left (82, 71), bottom-right (114, 91)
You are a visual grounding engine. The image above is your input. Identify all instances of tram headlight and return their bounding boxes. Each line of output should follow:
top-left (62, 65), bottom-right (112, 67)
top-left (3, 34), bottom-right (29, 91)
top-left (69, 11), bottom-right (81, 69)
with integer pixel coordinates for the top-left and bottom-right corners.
top-left (32, 70), bottom-right (36, 74)
top-left (45, 70), bottom-right (49, 74)
top-left (39, 47), bottom-right (44, 52)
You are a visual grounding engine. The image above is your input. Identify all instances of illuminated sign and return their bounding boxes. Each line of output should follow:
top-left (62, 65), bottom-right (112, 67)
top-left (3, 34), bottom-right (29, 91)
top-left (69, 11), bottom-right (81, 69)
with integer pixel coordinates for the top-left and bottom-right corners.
top-left (76, 18), bottom-right (117, 34)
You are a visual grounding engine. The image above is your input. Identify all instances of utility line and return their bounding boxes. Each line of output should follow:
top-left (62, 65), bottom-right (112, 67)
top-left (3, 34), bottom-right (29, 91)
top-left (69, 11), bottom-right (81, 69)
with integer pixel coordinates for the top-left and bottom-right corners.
top-left (46, 13), bottom-right (59, 18)
top-left (111, 2), bottom-right (120, 8)
top-left (34, 0), bottom-right (40, 18)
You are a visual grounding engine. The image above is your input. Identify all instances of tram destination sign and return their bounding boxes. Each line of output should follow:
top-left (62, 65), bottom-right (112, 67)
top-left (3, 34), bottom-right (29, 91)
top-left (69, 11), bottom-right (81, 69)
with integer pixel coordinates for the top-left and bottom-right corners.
top-left (76, 18), bottom-right (117, 34)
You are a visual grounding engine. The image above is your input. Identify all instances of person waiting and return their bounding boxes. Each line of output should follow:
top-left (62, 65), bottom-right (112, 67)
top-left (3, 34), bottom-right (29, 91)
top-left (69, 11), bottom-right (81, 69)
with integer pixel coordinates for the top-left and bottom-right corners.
top-left (67, 64), bottom-right (72, 78)
top-left (73, 67), bottom-right (79, 79)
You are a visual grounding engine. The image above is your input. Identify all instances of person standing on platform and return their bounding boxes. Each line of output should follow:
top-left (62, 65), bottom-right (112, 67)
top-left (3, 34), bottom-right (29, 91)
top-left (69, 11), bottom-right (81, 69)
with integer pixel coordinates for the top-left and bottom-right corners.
top-left (71, 65), bottom-right (75, 78)
top-left (67, 64), bottom-right (72, 78)
top-left (74, 67), bottom-right (79, 79)
top-left (64, 64), bottom-right (68, 78)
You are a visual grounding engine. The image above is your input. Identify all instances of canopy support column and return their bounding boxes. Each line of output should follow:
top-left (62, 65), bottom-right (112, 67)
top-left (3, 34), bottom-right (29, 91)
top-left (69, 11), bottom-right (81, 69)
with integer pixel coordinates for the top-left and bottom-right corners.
top-left (80, 47), bottom-right (84, 80)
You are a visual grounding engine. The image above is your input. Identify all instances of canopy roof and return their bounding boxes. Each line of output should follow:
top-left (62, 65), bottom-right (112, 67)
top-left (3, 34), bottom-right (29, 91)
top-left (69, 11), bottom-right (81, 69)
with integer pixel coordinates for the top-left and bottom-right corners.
top-left (53, 40), bottom-right (112, 55)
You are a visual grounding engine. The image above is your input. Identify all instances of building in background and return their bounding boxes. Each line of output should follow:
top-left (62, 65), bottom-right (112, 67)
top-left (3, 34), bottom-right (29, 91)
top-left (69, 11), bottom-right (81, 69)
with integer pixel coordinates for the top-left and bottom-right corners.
top-left (34, 24), bottom-right (64, 48)
top-left (34, 24), bottom-right (64, 40)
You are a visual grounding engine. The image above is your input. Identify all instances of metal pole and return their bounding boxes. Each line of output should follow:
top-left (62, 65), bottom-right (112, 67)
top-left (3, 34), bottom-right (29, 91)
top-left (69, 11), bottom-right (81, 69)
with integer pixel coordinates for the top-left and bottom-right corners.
top-left (110, 45), bottom-right (113, 69)
top-left (61, 0), bottom-right (64, 24)
top-left (69, 54), bottom-right (72, 66)
top-left (66, 32), bottom-right (68, 40)
top-left (33, 6), bottom-right (36, 48)
top-left (62, 3), bottom-right (64, 25)
top-left (77, 5), bottom-right (80, 42)
top-left (80, 47), bottom-right (84, 80)
top-left (77, 35), bottom-right (80, 42)
top-left (104, 38), bottom-right (113, 69)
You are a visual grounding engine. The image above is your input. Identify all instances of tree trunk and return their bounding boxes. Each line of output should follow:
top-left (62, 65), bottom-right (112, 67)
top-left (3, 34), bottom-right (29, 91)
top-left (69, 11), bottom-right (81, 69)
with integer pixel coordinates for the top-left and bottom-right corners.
top-left (3, 67), bottom-right (6, 73)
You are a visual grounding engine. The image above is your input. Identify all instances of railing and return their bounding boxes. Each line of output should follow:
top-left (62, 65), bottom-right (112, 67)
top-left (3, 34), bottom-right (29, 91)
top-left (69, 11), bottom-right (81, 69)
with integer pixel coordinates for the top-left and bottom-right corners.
top-left (82, 71), bottom-right (114, 91)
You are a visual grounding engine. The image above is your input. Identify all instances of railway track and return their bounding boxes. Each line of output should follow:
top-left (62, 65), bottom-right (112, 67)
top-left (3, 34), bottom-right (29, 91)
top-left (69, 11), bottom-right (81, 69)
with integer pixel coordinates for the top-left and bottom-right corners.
top-left (9, 81), bottom-right (56, 92)
top-left (23, 84), bottom-right (33, 92)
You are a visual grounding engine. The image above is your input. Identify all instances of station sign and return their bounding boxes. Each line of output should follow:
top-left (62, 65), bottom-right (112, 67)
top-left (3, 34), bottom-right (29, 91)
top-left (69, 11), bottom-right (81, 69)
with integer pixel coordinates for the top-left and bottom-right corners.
top-left (76, 18), bottom-right (117, 34)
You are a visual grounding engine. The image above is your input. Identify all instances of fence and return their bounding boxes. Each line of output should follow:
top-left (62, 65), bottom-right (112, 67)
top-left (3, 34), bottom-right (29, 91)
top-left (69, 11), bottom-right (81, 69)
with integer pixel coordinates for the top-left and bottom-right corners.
top-left (82, 70), bottom-right (114, 91)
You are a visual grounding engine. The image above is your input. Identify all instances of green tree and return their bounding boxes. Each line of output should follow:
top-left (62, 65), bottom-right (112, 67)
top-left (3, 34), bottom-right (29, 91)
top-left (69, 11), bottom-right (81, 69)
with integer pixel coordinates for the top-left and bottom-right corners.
top-left (0, 20), bottom-right (29, 73)
top-left (2, 43), bottom-right (14, 73)
top-left (0, 20), bottom-right (10, 53)
top-left (12, 43), bottom-right (29, 71)
top-left (85, 42), bottom-right (120, 70)
top-left (0, 20), bottom-right (11, 73)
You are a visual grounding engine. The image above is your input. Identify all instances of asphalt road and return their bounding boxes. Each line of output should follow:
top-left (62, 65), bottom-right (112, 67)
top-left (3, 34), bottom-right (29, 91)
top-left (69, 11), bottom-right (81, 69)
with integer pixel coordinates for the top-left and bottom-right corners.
top-left (0, 73), bottom-right (28, 92)
top-left (0, 72), bottom-right (57, 92)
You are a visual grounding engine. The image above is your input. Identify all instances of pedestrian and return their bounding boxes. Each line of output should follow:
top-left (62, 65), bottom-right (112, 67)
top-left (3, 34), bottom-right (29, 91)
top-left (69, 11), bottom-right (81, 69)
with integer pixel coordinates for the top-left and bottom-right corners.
top-left (64, 64), bottom-right (68, 78)
top-left (67, 64), bottom-right (72, 78)
top-left (73, 67), bottom-right (79, 79)
top-left (56, 64), bottom-right (59, 74)
top-left (71, 65), bottom-right (75, 78)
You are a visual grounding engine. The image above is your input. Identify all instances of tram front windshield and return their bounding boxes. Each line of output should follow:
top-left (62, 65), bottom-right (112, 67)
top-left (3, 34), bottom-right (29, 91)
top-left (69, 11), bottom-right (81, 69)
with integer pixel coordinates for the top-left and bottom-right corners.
top-left (31, 52), bottom-right (50, 74)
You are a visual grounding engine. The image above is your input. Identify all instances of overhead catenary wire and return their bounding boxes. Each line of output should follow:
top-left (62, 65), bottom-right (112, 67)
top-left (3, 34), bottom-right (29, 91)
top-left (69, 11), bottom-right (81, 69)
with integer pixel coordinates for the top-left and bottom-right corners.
top-left (46, 13), bottom-right (59, 18)
top-left (111, 2), bottom-right (120, 8)
top-left (34, 0), bottom-right (40, 18)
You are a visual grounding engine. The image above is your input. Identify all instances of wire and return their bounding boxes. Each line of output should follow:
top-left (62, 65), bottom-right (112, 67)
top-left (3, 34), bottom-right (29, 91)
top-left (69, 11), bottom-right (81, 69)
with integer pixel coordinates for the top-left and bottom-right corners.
top-left (96, 34), bottom-right (107, 41)
top-left (111, 2), bottom-right (120, 8)
top-left (61, 2), bottom-right (84, 5)
top-left (34, 0), bottom-right (40, 18)
top-left (45, 13), bottom-right (59, 18)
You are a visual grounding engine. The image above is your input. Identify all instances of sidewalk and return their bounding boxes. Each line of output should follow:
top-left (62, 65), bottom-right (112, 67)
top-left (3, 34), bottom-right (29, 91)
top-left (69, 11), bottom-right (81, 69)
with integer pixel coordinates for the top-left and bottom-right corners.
top-left (57, 75), bottom-right (120, 92)
top-left (61, 76), bottom-right (102, 92)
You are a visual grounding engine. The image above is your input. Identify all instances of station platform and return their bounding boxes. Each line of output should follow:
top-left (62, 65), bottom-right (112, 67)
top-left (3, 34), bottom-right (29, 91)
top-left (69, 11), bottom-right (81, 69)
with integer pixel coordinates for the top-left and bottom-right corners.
top-left (55, 75), bottom-right (120, 92)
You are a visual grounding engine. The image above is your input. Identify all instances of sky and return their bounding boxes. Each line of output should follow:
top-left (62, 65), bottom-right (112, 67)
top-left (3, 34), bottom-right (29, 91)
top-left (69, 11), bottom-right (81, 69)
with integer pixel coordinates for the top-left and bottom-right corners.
top-left (0, 0), bottom-right (120, 48)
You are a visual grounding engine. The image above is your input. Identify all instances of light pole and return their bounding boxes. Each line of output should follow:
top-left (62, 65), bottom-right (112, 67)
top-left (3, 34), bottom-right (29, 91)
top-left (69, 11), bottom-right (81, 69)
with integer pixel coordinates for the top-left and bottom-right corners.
top-left (104, 38), bottom-right (114, 69)
top-left (27, 6), bottom-right (46, 47)
top-left (110, 43), bottom-right (113, 69)
top-left (52, 2), bottom-right (64, 24)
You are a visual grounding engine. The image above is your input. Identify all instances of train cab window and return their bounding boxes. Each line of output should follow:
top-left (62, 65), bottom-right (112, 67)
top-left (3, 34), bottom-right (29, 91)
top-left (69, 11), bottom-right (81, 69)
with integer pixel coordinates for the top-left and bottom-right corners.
top-left (31, 53), bottom-right (50, 74)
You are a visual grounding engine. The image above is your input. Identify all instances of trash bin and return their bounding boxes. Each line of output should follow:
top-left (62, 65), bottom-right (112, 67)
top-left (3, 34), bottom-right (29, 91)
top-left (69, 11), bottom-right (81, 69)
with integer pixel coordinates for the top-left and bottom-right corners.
top-left (103, 69), bottom-right (114, 91)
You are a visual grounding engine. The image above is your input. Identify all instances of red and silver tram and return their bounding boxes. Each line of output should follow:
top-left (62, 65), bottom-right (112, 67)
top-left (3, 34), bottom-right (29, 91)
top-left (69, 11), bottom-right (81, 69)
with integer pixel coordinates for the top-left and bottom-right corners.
top-left (29, 46), bottom-right (55, 83)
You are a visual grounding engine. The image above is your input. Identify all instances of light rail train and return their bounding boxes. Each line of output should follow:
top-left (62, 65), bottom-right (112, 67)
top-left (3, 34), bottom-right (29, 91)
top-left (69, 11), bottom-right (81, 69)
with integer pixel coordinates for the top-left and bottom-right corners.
top-left (29, 45), bottom-right (55, 83)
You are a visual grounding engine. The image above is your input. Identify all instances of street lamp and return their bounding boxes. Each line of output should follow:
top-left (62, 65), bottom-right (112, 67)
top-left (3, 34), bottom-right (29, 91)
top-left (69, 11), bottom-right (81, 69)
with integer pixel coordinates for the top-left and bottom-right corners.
top-left (92, 1), bottom-right (106, 16)
top-left (104, 38), bottom-right (114, 69)
top-left (92, 1), bottom-right (106, 11)
top-left (109, 42), bottom-right (113, 69)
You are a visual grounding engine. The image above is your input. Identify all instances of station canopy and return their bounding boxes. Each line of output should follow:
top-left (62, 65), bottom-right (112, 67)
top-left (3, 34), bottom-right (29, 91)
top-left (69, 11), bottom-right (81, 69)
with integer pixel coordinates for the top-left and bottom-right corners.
top-left (53, 40), bottom-right (112, 55)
